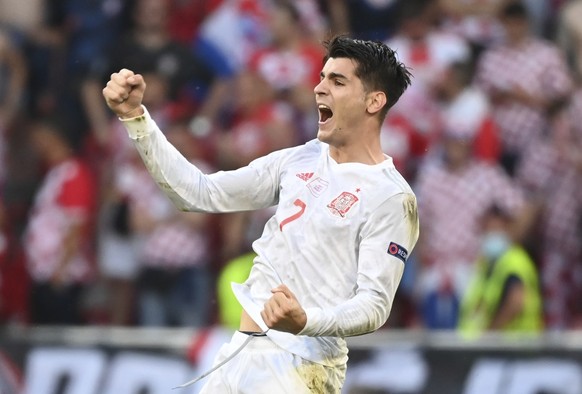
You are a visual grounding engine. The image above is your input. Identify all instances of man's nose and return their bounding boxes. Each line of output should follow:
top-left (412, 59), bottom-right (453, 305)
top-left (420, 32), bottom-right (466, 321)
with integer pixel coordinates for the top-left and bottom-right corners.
top-left (314, 79), bottom-right (327, 96)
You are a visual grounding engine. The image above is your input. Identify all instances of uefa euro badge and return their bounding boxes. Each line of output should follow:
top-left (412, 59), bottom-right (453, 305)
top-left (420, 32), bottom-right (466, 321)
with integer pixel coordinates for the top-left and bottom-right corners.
top-left (387, 242), bottom-right (408, 263)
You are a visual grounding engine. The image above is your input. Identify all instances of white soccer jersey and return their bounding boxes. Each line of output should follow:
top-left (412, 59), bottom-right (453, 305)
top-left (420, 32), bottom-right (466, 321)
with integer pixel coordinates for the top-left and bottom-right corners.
top-left (123, 107), bottom-right (419, 368)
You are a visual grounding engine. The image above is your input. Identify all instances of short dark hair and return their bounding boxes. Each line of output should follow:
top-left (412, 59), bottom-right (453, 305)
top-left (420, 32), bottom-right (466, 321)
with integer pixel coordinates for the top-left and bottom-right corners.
top-left (323, 35), bottom-right (412, 120)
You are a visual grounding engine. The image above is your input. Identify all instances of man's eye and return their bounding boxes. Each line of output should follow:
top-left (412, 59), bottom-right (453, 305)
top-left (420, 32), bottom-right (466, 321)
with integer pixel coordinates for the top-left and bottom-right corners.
top-left (334, 80), bottom-right (343, 86)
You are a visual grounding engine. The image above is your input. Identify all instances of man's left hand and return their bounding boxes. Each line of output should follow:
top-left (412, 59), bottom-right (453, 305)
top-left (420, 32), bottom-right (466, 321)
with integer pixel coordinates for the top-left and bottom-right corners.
top-left (261, 284), bottom-right (307, 334)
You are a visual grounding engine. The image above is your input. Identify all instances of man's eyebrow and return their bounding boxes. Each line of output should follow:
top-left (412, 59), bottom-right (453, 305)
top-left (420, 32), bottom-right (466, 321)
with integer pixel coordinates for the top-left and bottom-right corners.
top-left (320, 71), bottom-right (349, 80)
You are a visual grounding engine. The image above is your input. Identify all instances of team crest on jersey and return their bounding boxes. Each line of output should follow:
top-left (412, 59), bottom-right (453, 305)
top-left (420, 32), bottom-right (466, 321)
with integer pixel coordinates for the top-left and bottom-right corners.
top-left (387, 242), bottom-right (408, 262)
top-left (327, 191), bottom-right (359, 217)
top-left (307, 177), bottom-right (329, 197)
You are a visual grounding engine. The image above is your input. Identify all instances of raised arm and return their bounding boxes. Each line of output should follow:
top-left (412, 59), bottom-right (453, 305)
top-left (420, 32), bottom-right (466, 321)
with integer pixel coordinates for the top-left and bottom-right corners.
top-left (102, 69), bottom-right (281, 213)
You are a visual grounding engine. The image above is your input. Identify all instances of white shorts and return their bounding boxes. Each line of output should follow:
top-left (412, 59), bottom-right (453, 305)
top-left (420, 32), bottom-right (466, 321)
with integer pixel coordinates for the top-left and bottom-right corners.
top-left (199, 331), bottom-right (345, 394)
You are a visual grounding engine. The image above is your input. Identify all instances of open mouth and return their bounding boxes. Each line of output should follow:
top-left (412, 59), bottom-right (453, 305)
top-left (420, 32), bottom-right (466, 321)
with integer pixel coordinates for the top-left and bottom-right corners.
top-left (318, 104), bottom-right (333, 123)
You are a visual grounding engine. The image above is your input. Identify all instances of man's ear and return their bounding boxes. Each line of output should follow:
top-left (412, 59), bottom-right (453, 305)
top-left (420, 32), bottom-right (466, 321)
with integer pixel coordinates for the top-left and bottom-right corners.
top-left (366, 91), bottom-right (387, 115)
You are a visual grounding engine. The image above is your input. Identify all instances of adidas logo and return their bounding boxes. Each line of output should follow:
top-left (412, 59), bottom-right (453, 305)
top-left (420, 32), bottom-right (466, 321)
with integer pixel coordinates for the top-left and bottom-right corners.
top-left (296, 172), bottom-right (314, 181)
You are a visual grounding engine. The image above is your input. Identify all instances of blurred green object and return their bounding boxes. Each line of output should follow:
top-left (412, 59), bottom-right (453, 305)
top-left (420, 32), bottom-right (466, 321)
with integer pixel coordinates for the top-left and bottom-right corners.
top-left (217, 252), bottom-right (255, 330)
top-left (459, 246), bottom-right (543, 337)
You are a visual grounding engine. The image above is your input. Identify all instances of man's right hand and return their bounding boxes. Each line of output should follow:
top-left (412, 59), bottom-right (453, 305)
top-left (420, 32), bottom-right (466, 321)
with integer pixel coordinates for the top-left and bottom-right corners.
top-left (102, 68), bottom-right (146, 119)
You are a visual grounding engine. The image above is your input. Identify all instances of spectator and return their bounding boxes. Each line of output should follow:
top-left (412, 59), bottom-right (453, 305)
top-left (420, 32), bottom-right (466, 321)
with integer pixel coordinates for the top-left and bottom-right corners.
top-left (216, 71), bottom-right (298, 169)
top-left (96, 174), bottom-right (141, 325)
top-left (192, 0), bottom-right (271, 77)
top-left (247, 0), bottom-right (324, 141)
top-left (440, 0), bottom-right (559, 46)
top-left (438, 0), bottom-right (508, 54)
top-left (458, 205), bottom-right (542, 336)
top-left (516, 94), bottom-right (582, 329)
top-left (0, 0), bottom-right (578, 335)
top-left (190, 0), bottom-right (324, 77)
top-left (414, 122), bottom-right (525, 329)
top-left (131, 125), bottom-right (215, 328)
top-left (23, 117), bottom-right (97, 325)
top-left (386, 0), bottom-right (471, 93)
top-left (82, 0), bottom-right (221, 145)
top-left (12, 0), bottom-right (68, 119)
top-left (95, 123), bottom-right (143, 325)
top-left (97, 71), bottom-right (207, 326)
top-left (186, 0), bottom-right (324, 139)
top-left (320, 0), bottom-right (400, 41)
top-left (167, 0), bottom-right (223, 44)
top-left (382, 59), bottom-right (501, 184)
top-left (58, 0), bottom-right (128, 145)
top-left (434, 61), bottom-right (501, 163)
top-left (292, 0), bottom-right (328, 40)
top-left (474, 1), bottom-right (573, 176)
top-left (380, 87), bottom-right (442, 182)
top-left (383, 0), bottom-right (471, 181)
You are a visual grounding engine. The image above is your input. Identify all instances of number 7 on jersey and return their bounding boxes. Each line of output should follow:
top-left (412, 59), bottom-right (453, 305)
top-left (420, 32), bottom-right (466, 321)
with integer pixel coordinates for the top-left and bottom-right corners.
top-left (279, 199), bottom-right (306, 231)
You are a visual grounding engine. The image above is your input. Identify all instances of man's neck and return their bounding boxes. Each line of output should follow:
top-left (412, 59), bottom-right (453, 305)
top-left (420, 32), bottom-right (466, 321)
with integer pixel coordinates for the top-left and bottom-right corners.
top-left (329, 143), bottom-right (385, 165)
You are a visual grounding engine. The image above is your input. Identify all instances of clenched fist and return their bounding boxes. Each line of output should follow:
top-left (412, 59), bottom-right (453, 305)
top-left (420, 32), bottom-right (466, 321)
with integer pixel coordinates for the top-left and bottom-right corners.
top-left (102, 68), bottom-right (146, 119)
top-left (261, 284), bottom-right (307, 334)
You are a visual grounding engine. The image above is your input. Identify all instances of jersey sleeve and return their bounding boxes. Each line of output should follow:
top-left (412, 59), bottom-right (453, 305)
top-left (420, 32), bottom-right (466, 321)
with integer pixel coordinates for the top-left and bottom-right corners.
top-left (299, 192), bottom-right (420, 337)
top-left (122, 106), bottom-right (283, 212)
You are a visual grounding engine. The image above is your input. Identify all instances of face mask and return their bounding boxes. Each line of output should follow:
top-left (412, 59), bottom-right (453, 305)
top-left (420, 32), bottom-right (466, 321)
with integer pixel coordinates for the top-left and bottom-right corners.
top-left (480, 231), bottom-right (510, 261)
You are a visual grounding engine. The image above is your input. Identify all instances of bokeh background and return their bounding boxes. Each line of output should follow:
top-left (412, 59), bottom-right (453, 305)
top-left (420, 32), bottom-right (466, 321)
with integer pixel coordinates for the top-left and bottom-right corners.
top-left (1, 0), bottom-right (582, 393)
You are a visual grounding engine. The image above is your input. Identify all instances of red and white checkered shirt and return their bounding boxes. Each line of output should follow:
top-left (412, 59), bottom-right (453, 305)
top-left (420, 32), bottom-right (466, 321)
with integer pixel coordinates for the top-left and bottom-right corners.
top-left (126, 162), bottom-right (211, 269)
top-left (387, 29), bottom-right (470, 91)
top-left (24, 158), bottom-right (97, 283)
top-left (475, 37), bottom-right (573, 153)
top-left (415, 159), bottom-right (525, 267)
top-left (518, 138), bottom-right (582, 257)
top-left (517, 93), bottom-right (582, 258)
top-left (516, 93), bottom-right (582, 328)
top-left (441, 0), bottom-right (505, 47)
top-left (385, 30), bottom-right (470, 160)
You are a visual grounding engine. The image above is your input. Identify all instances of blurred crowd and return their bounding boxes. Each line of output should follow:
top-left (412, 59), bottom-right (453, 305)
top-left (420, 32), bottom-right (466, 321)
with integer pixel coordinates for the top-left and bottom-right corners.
top-left (0, 0), bottom-right (581, 334)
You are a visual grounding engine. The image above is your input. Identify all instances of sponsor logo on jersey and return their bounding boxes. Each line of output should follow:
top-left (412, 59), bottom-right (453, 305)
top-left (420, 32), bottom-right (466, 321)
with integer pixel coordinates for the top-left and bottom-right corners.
top-left (296, 172), bottom-right (314, 181)
top-left (307, 177), bottom-right (329, 197)
top-left (387, 242), bottom-right (408, 262)
top-left (327, 191), bottom-right (359, 217)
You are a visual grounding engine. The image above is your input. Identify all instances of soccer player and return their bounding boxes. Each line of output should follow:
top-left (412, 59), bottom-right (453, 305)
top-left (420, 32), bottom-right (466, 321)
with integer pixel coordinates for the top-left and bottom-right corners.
top-left (103, 35), bottom-right (419, 393)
